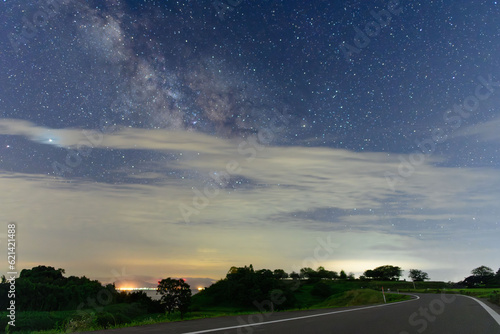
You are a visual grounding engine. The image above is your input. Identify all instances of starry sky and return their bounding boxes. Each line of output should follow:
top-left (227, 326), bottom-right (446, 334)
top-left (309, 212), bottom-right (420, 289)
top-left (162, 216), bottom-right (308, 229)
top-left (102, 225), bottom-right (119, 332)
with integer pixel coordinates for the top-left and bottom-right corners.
top-left (1, 0), bottom-right (500, 286)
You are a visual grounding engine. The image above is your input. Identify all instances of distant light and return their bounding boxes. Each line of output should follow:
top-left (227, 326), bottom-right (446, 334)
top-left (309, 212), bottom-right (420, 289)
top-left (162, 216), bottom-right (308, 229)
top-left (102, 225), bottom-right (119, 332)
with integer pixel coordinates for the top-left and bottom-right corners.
top-left (116, 287), bottom-right (157, 291)
top-left (197, 287), bottom-right (204, 291)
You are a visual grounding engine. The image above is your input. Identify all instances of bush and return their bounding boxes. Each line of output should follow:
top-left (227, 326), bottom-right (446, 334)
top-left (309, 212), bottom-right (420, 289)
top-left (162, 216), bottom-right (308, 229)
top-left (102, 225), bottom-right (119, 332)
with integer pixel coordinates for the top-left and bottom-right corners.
top-left (489, 291), bottom-right (500, 306)
top-left (104, 303), bottom-right (148, 320)
top-left (311, 282), bottom-right (333, 298)
top-left (64, 312), bottom-right (97, 332)
top-left (0, 310), bottom-right (76, 332)
top-left (95, 311), bottom-right (116, 328)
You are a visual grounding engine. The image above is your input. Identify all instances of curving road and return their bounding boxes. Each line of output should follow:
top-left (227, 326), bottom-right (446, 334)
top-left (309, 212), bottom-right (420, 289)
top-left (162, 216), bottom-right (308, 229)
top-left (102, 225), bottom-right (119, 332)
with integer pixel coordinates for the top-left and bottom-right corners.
top-left (87, 294), bottom-right (500, 334)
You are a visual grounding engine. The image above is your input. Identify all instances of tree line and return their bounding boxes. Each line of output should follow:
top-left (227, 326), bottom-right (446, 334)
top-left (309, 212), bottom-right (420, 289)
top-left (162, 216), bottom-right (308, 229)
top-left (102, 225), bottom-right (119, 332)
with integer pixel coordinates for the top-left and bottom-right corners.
top-left (2, 263), bottom-right (498, 320)
top-left (0, 265), bottom-right (162, 313)
top-left (459, 265), bottom-right (500, 288)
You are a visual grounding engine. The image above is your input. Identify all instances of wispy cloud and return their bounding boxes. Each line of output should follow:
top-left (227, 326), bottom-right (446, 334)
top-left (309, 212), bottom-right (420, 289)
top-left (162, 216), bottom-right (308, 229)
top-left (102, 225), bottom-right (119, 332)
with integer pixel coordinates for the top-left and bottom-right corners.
top-left (453, 116), bottom-right (500, 142)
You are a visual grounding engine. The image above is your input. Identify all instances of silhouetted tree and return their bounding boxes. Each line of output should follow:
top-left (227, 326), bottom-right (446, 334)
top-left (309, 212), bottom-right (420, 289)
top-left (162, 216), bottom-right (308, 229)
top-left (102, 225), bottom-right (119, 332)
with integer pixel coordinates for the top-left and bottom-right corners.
top-left (199, 265), bottom-right (298, 309)
top-left (471, 266), bottom-right (494, 277)
top-left (300, 267), bottom-right (315, 279)
top-left (327, 270), bottom-right (339, 280)
top-left (408, 269), bottom-right (430, 281)
top-left (273, 269), bottom-right (288, 279)
top-left (339, 270), bottom-right (347, 279)
top-left (157, 278), bottom-right (192, 318)
top-left (363, 265), bottom-right (402, 281)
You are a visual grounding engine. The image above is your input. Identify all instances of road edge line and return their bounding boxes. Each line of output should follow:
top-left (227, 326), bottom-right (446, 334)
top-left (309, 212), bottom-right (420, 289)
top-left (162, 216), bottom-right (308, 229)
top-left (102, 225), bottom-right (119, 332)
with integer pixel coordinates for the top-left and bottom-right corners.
top-left (460, 295), bottom-right (500, 326)
top-left (183, 294), bottom-right (420, 334)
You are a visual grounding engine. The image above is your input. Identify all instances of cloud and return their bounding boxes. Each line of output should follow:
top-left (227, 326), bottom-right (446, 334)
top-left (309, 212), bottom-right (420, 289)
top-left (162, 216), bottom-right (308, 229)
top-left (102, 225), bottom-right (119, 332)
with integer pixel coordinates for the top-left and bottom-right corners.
top-left (453, 116), bottom-right (500, 142)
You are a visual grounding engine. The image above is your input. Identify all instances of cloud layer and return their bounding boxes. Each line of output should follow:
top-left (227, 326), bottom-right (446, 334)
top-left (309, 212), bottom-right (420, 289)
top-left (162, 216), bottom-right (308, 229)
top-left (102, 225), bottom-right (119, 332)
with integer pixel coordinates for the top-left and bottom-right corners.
top-left (1, 119), bottom-right (499, 281)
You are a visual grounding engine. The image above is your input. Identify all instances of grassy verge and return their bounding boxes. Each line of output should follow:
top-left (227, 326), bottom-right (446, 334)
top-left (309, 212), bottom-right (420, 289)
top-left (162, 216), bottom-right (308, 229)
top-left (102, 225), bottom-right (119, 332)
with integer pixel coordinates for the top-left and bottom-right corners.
top-left (29, 289), bottom-right (411, 333)
top-left (1, 303), bottom-right (157, 333)
top-left (398, 287), bottom-right (500, 307)
top-left (443, 288), bottom-right (500, 306)
top-left (314, 289), bottom-right (412, 308)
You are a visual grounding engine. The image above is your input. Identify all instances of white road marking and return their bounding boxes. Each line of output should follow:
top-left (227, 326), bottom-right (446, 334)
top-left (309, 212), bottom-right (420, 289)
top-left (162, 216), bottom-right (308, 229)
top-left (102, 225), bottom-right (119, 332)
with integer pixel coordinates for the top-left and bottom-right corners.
top-left (460, 295), bottom-right (500, 326)
top-left (183, 295), bottom-right (420, 334)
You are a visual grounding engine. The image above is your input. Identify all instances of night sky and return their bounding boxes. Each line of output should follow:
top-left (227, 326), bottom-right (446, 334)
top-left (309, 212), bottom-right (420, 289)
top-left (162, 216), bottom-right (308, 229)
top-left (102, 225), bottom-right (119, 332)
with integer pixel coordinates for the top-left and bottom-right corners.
top-left (1, 0), bottom-right (499, 286)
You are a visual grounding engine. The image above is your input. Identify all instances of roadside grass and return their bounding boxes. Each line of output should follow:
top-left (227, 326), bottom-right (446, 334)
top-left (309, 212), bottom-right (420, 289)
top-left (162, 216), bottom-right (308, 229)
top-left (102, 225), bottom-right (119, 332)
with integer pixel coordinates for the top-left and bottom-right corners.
top-left (398, 287), bottom-right (500, 307)
top-left (314, 289), bottom-right (412, 308)
top-left (439, 288), bottom-right (500, 306)
top-left (1, 303), bottom-right (160, 334)
top-left (30, 289), bottom-right (411, 333)
top-left (398, 287), bottom-right (499, 297)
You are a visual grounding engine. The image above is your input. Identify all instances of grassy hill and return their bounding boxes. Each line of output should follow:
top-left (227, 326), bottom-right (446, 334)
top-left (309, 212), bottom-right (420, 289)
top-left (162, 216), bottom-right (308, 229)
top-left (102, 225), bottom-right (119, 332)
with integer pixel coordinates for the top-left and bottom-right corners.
top-left (190, 278), bottom-right (420, 313)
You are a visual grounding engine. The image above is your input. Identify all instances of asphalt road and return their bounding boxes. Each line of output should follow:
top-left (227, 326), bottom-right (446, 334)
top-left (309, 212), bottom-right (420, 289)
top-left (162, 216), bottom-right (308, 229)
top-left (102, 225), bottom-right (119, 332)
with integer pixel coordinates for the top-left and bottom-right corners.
top-left (86, 294), bottom-right (500, 334)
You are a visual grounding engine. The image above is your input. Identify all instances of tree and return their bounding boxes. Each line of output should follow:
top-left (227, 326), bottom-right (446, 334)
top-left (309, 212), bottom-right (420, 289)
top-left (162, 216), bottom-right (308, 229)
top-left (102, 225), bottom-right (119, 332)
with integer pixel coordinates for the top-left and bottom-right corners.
top-left (408, 269), bottom-right (430, 282)
top-left (290, 271), bottom-right (300, 280)
top-left (157, 278), bottom-right (192, 318)
top-left (327, 270), bottom-right (339, 280)
top-left (339, 270), bottom-right (347, 279)
top-left (273, 269), bottom-right (288, 279)
top-left (363, 265), bottom-right (402, 281)
top-left (363, 270), bottom-right (375, 279)
top-left (316, 267), bottom-right (330, 279)
top-left (471, 266), bottom-right (494, 277)
top-left (300, 267), bottom-right (315, 279)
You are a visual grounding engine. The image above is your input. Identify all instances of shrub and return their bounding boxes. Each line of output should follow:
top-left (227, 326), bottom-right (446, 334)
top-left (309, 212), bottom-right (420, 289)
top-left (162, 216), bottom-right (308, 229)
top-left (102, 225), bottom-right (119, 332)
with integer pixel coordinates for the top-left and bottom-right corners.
top-left (0, 310), bottom-right (76, 332)
top-left (64, 311), bottom-right (97, 332)
top-left (489, 291), bottom-right (500, 306)
top-left (95, 311), bottom-right (116, 328)
top-left (311, 282), bottom-right (333, 298)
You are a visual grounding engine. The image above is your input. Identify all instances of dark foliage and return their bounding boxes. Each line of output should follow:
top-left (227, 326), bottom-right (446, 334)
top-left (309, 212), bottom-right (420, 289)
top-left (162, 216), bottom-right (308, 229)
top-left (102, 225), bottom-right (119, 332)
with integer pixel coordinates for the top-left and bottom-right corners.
top-left (157, 278), bottom-right (192, 318)
top-left (311, 281), bottom-right (333, 298)
top-left (363, 265), bottom-right (402, 281)
top-left (194, 265), bottom-right (297, 310)
top-left (0, 265), bottom-right (162, 314)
